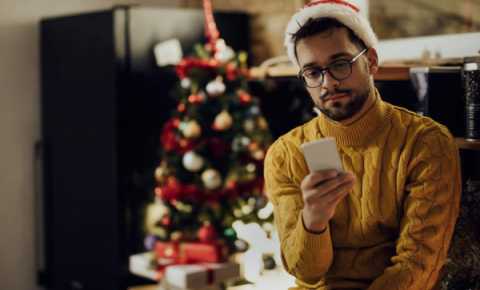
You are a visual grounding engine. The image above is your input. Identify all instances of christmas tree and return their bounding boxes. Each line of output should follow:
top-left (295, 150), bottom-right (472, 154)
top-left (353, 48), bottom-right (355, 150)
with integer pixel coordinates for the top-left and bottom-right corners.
top-left (142, 0), bottom-right (274, 275)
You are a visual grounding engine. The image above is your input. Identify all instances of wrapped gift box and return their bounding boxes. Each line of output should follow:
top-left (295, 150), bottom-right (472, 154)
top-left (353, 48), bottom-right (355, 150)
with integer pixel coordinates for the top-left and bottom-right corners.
top-left (155, 241), bottom-right (224, 264)
top-left (181, 242), bottom-right (223, 263)
top-left (129, 252), bottom-right (158, 281)
top-left (164, 262), bottom-right (240, 289)
top-left (159, 279), bottom-right (222, 290)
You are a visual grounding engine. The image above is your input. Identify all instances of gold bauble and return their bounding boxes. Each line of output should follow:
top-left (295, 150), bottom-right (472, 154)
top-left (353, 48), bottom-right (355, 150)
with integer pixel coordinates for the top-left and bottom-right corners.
top-left (257, 117), bottom-right (268, 130)
top-left (182, 120), bottom-right (202, 139)
top-left (213, 110), bottom-right (233, 131)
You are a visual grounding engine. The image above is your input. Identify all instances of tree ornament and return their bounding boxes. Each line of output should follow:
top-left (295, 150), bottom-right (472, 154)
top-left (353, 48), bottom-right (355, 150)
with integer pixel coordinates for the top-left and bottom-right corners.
top-left (161, 216), bottom-right (171, 227)
top-left (197, 222), bottom-right (218, 242)
top-left (214, 39), bottom-right (235, 63)
top-left (241, 204), bottom-right (254, 215)
top-left (246, 163), bottom-right (256, 174)
top-left (151, 226), bottom-right (168, 240)
top-left (249, 106), bottom-right (260, 116)
top-left (252, 149), bottom-right (265, 161)
top-left (243, 119), bottom-right (256, 133)
top-left (232, 135), bottom-right (251, 152)
top-left (226, 178), bottom-right (237, 190)
top-left (182, 151), bottom-right (204, 172)
top-left (248, 142), bottom-right (259, 152)
top-left (145, 201), bottom-right (169, 235)
top-left (257, 117), bottom-right (268, 130)
top-left (181, 78), bottom-right (192, 89)
top-left (206, 76), bottom-right (226, 97)
top-left (177, 103), bottom-right (186, 113)
top-left (154, 165), bottom-right (167, 183)
top-left (238, 90), bottom-right (252, 104)
top-left (224, 227), bottom-right (237, 240)
top-left (188, 93), bottom-right (205, 104)
top-left (234, 239), bottom-right (249, 252)
top-left (171, 231), bottom-right (183, 242)
top-left (201, 168), bottom-right (222, 190)
top-left (225, 62), bottom-right (237, 80)
top-left (143, 235), bottom-right (157, 251)
top-left (181, 120), bottom-right (202, 139)
top-left (213, 110), bottom-right (233, 131)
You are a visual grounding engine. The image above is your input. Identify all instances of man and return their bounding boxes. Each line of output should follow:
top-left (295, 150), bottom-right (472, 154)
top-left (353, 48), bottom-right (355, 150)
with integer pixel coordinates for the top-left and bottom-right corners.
top-left (264, 1), bottom-right (462, 289)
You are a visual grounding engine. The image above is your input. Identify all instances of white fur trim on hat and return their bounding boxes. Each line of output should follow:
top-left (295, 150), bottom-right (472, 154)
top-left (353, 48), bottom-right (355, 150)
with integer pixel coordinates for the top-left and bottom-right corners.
top-left (285, 0), bottom-right (378, 67)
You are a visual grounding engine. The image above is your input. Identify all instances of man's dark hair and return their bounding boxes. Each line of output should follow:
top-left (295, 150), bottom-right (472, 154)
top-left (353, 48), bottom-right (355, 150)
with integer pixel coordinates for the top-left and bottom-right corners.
top-left (292, 17), bottom-right (367, 62)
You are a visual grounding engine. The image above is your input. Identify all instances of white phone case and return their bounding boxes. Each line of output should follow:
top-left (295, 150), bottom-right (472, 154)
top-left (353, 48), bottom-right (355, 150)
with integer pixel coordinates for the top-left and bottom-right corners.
top-left (301, 137), bottom-right (343, 173)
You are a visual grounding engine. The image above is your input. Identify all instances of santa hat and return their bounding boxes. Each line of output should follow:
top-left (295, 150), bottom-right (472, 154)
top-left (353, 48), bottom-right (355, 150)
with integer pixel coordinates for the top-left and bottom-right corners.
top-left (285, 0), bottom-right (378, 67)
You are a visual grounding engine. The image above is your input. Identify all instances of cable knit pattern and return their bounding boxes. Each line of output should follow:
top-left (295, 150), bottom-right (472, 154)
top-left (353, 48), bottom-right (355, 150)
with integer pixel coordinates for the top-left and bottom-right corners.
top-left (264, 91), bottom-right (461, 290)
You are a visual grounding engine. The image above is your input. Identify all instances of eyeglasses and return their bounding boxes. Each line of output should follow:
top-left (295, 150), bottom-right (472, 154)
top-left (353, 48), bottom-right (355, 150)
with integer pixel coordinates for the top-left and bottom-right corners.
top-left (298, 48), bottom-right (368, 88)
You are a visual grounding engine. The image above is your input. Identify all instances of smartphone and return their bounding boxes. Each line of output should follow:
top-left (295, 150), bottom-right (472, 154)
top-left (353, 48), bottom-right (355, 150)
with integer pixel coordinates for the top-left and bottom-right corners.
top-left (301, 137), bottom-right (344, 173)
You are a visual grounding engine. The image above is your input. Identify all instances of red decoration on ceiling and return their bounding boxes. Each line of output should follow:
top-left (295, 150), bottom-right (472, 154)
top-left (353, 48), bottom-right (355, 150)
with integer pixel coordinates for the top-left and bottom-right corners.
top-left (203, 0), bottom-right (220, 54)
top-left (305, 0), bottom-right (360, 12)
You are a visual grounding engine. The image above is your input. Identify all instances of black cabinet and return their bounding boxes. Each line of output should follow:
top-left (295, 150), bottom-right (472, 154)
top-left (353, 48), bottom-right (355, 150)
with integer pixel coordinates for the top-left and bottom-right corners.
top-left (40, 6), bottom-right (249, 290)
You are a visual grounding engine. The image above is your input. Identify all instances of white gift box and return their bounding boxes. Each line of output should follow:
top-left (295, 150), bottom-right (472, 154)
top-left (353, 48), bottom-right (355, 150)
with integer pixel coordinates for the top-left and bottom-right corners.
top-left (129, 252), bottom-right (158, 281)
top-left (164, 262), bottom-right (240, 289)
top-left (159, 279), bottom-right (222, 290)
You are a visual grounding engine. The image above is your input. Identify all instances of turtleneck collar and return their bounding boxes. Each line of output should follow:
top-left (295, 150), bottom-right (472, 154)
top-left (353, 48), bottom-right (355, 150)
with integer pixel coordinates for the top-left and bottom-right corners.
top-left (316, 88), bottom-right (392, 147)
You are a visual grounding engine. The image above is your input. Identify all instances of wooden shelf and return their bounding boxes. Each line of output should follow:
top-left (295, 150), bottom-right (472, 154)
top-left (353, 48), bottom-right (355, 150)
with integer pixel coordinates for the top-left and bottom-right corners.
top-left (456, 138), bottom-right (480, 150)
top-left (250, 65), bottom-right (411, 81)
top-left (375, 66), bottom-right (410, 81)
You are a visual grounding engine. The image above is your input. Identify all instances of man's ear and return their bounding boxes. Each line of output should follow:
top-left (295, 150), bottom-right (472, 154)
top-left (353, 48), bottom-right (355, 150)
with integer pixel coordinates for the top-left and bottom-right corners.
top-left (366, 48), bottom-right (379, 75)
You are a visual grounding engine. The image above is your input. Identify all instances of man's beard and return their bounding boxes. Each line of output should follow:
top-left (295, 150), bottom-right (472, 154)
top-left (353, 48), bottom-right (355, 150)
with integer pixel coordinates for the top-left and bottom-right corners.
top-left (316, 87), bottom-right (370, 121)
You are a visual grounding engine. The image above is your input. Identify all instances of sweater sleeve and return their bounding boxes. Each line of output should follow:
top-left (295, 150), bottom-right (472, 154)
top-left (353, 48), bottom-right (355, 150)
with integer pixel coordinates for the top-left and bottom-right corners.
top-left (367, 127), bottom-right (462, 290)
top-left (264, 138), bottom-right (334, 287)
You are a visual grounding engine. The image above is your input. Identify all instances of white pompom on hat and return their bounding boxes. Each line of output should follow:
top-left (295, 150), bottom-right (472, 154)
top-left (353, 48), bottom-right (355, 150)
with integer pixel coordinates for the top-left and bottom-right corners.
top-left (285, 0), bottom-right (378, 67)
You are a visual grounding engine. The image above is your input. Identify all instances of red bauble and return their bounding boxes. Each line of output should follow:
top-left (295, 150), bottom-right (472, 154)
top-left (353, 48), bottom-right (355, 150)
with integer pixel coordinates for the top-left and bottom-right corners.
top-left (226, 180), bottom-right (237, 189)
top-left (188, 94), bottom-right (204, 104)
top-left (197, 223), bottom-right (218, 243)
top-left (226, 63), bottom-right (237, 80)
top-left (172, 118), bottom-right (180, 128)
top-left (177, 103), bottom-right (186, 112)
top-left (238, 91), bottom-right (252, 104)
top-left (159, 177), bottom-right (183, 201)
top-left (161, 118), bottom-right (181, 152)
top-left (161, 216), bottom-right (171, 226)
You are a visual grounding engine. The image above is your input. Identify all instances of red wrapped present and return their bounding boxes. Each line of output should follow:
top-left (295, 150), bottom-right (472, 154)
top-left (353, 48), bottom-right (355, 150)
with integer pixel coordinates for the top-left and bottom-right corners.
top-left (181, 242), bottom-right (224, 264)
top-left (155, 241), bottom-right (226, 265)
top-left (155, 241), bottom-right (181, 266)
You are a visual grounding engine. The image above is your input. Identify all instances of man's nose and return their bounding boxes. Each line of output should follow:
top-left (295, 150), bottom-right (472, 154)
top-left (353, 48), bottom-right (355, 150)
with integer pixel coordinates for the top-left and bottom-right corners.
top-left (321, 71), bottom-right (340, 92)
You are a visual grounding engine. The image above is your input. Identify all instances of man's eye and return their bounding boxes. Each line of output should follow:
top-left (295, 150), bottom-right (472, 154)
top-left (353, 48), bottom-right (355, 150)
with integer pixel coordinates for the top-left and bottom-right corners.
top-left (330, 61), bottom-right (350, 71)
top-left (304, 68), bottom-right (322, 79)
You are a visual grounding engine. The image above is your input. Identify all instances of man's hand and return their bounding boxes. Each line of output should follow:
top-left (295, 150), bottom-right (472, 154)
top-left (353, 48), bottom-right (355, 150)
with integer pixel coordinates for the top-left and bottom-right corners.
top-left (301, 170), bottom-right (356, 232)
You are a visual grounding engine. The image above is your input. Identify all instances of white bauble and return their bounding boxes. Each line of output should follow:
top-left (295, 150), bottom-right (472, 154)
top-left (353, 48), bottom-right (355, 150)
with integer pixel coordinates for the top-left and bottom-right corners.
top-left (181, 78), bottom-right (191, 89)
top-left (252, 149), bottom-right (265, 160)
top-left (243, 119), bottom-right (256, 133)
top-left (206, 78), bottom-right (226, 97)
top-left (201, 169), bottom-right (222, 190)
top-left (182, 151), bottom-right (204, 172)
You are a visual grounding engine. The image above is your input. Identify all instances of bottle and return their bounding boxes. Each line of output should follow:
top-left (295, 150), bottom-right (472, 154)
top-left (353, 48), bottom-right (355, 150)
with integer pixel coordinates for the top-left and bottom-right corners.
top-left (463, 58), bottom-right (480, 140)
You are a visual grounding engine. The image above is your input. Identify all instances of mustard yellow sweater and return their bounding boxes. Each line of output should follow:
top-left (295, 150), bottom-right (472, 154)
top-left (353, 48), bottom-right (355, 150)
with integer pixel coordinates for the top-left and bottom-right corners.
top-left (264, 91), bottom-right (461, 290)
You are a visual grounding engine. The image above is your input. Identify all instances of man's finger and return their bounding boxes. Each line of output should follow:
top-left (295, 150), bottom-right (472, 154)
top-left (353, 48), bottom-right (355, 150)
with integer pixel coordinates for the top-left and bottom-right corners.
top-left (303, 174), bottom-right (355, 203)
top-left (301, 170), bottom-right (338, 190)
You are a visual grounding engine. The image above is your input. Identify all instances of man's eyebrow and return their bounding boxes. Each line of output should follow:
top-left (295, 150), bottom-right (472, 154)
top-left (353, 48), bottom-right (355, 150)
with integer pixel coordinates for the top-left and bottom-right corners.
top-left (301, 52), bottom-right (354, 70)
top-left (301, 62), bottom-right (319, 70)
top-left (330, 52), bottom-right (353, 60)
